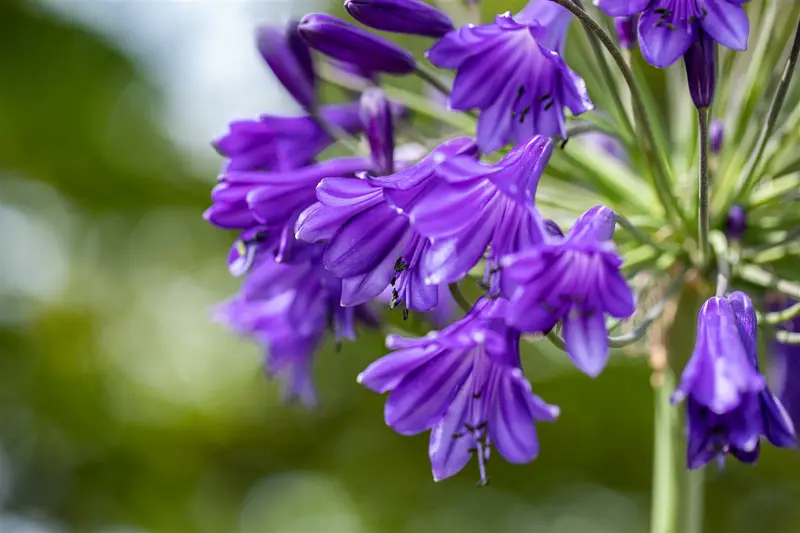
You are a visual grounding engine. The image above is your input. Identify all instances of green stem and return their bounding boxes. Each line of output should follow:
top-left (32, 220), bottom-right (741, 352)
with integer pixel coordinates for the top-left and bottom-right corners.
top-left (448, 283), bottom-right (473, 314)
top-left (683, 468), bottom-right (705, 533)
top-left (709, 231), bottom-right (730, 297)
top-left (760, 301), bottom-right (800, 325)
top-left (547, 0), bottom-right (681, 226)
top-left (776, 330), bottom-right (800, 344)
top-left (697, 107), bottom-right (711, 267)
top-left (414, 63), bottom-right (452, 97)
top-left (738, 264), bottom-right (800, 300)
top-left (736, 18), bottom-right (800, 200)
top-left (651, 370), bottom-right (678, 533)
top-left (617, 214), bottom-right (665, 254)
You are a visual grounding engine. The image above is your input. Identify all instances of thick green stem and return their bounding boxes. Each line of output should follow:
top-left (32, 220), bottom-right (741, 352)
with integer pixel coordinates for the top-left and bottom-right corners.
top-left (697, 107), bottom-right (711, 267)
top-left (776, 330), bottom-right (800, 344)
top-left (736, 18), bottom-right (800, 200)
top-left (651, 371), bottom-right (678, 533)
top-left (547, 0), bottom-right (681, 226)
top-left (683, 468), bottom-right (705, 533)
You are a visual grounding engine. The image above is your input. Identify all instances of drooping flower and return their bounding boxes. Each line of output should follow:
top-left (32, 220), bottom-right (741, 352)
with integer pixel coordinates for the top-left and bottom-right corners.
top-left (358, 298), bottom-right (559, 483)
top-left (256, 21), bottom-right (316, 108)
top-left (673, 293), bottom-right (796, 469)
top-left (500, 206), bottom-right (635, 377)
top-left (427, 4), bottom-right (592, 152)
top-left (344, 0), bottom-right (454, 38)
top-left (684, 31), bottom-right (716, 109)
top-left (299, 13), bottom-right (417, 75)
top-left (771, 300), bottom-right (800, 432)
top-left (216, 236), bottom-right (378, 406)
top-left (594, 0), bottom-right (749, 68)
top-left (393, 136), bottom-right (553, 292)
top-left (204, 155), bottom-right (371, 232)
top-left (212, 103), bottom-right (363, 172)
top-left (296, 137), bottom-right (478, 312)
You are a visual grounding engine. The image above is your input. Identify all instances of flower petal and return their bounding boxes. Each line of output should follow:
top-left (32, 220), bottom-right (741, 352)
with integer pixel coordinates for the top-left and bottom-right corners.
top-left (563, 309), bottom-right (610, 377)
top-left (701, 0), bottom-right (749, 51)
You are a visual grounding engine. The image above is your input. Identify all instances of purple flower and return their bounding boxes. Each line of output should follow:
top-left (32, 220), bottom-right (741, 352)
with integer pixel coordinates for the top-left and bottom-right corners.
top-left (771, 300), bottom-right (800, 432)
top-left (594, 0), bottom-right (749, 68)
top-left (296, 137), bottom-right (479, 312)
top-left (216, 238), bottom-right (377, 406)
top-left (299, 13), bottom-right (416, 75)
top-left (360, 87), bottom-right (395, 176)
top-left (256, 22), bottom-right (315, 108)
top-left (212, 103), bottom-right (363, 172)
top-left (500, 206), bottom-right (635, 377)
top-left (205, 155), bottom-right (371, 233)
top-left (684, 31), bottom-right (716, 108)
top-left (394, 136), bottom-right (553, 292)
top-left (295, 175), bottom-right (438, 313)
top-left (673, 293), bottom-right (795, 469)
top-left (427, 9), bottom-right (592, 152)
top-left (710, 118), bottom-right (724, 153)
top-left (614, 16), bottom-right (637, 49)
top-left (724, 204), bottom-right (747, 241)
top-left (358, 298), bottom-right (559, 483)
top-left (344, 0), bottom-right (454, 38)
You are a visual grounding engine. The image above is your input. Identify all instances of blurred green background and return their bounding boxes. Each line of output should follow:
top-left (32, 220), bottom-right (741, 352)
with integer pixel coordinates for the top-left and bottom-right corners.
top-left (1, 1), bottom-right (799, 532)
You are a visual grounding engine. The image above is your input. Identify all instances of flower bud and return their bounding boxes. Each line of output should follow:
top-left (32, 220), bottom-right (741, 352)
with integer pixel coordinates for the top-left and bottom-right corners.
top-left (344, 0), bottom-right (454, 38)
top-left (256, 22), bottom-right (316, 108)
top-left (614, 16), bottom-right (636, 50)
top-left (710, 119), bottom-right (724, 154)
top-left (360, 87), bottom-right (395, 175)
top-left (725, 204), bottom-right (747, 241)
top-left (683, 31), bottom-right (716, 109)
top-left (298, 13), bottom-right (416, 75)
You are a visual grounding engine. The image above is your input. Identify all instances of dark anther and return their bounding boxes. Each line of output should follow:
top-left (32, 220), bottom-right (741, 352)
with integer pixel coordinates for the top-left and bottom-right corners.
top-left (653, 7), bottom-right (667, 14)
top-left (467, 447), bottom-right (478, 454)
top-left (665, 22), bottom-right (676, 31)
top-left (518, 106), bottom-right (531, 123)
top-left (394, 257), bottom-right (409, 272)
top-left (539, 301), bottom-right (558, 314)
top-left (472, 392), bottom-right (482, 399)
top-left (653, 20), bottom-right (663, 28)
top-left (688, 15), bottom-right (697, 23)
top-left (560, 137), bottom-right (570, 150)
top-left (475, 421), bottom-right (487, 431)
top-left (538, 93), bottom-right (551, 102)
top-left (465, 423), bottom-right (475, 432)
top-left (701, 8), bottom-right (708, 20)
top-left (452, 432), bottom-right (464, 439)
top-left (402, 308), bottom-right (409, 321)
top-left (390, 276), bottom-right (397, 285)
top-left (543, 101), bottom-right (554, 112)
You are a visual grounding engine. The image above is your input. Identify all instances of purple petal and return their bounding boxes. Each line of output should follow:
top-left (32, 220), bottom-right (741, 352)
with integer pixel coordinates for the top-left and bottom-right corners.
top-left (429, 383), bottom-right (476, 481)
top-left (385, 350), bottom-right (473, 435)
top-left (700, 0), bottom-right (749, 51)
top-left (489, 367), bottom-right (541, 463)
top-left (637, 9), bottom-right (695, 68)
top-left (563, 309), bottom-right (609, 377)
top-left (357, 346), bottom-right (439, 393)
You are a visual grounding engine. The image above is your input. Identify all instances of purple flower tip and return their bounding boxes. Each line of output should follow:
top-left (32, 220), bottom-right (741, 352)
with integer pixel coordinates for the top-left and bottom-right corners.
top-left (299, 13), bottom-right (416, 75)
top-left (359, 298), bottom-right (558, 483)
top-left (684, 31), bottom-right (716, 108)
top-left (345, 0), bottom-right (454, 38)
top-left (360, 87), bottom-right (396, 176)
top-left (256, 21), bottom-right (316, 108)
top-left (724, 204), bottom-right (747, 241)
top-left (614, 16), bottom-right (637, 49)
top-left (771, 299), bottom-right (800, 435)
top-left (674, 293), bottom-right (795, 468)
top-left (710, 119), bottom-right (724, 153)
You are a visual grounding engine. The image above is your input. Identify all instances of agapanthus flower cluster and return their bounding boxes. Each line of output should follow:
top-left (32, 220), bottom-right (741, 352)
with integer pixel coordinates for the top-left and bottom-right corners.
top-left (204, 0), bottom-right (800, 497)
